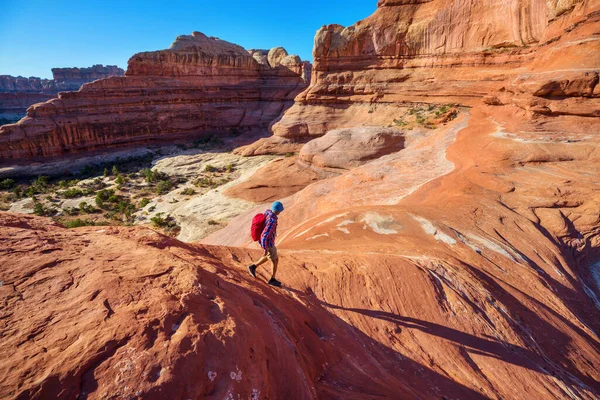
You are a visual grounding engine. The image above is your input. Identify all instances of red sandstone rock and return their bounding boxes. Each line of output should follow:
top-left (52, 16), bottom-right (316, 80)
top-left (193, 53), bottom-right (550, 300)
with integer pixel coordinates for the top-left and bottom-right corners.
top-left (271, 0), bottom-right (600, 141)
top-left (299, 126), bottom-right (405, 170)
top-left (0, 33), bottom-right (310, 161)
top-left (0, 66), bottom-right (124, 125)
top-left (51, 64), bottom-right (124, 91)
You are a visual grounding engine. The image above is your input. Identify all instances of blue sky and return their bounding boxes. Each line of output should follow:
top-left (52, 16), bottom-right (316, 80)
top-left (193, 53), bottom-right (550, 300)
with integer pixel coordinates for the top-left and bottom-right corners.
top-left (0, 1), bottom-right (377, 79)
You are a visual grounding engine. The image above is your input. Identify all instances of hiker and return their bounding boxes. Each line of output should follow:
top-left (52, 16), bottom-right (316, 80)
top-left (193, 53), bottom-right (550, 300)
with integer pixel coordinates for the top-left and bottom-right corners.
top-left (248, 201), bottom-right (284, 287)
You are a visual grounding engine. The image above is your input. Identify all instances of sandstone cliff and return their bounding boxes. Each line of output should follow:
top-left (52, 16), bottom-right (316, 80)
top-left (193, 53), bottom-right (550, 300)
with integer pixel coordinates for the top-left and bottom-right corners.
top-left (51, 64), bottom-right (125, 91)
top-left (0, 65), bottom-right (124, 123)
top-left (0, 33), bottom-right (310, 161)
top-left (270, 0), bottom-right (599, 141)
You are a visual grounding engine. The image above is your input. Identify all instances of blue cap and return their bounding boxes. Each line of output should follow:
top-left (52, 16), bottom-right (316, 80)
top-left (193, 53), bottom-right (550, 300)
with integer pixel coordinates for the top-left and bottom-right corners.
top-left (272, 201), bottom-right (284, 212)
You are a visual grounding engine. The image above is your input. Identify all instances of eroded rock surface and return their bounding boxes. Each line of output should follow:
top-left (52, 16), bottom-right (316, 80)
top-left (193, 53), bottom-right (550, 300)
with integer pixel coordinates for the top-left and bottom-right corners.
top-left (272, 0), bottom-right (600, 142)
top-left (0, 33), bottom-right (310, 161)
top-left (299, 126), bottom-right (405, 170)
top-left (0, 65), bottom-right (124, 122)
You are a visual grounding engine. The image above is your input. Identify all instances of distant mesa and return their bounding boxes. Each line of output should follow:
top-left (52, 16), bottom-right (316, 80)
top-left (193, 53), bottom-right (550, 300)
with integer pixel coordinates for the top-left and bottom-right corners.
top-left (0, 33), bottom-right (311, 161)
top-left (0, 65), bottom-right (124, 125)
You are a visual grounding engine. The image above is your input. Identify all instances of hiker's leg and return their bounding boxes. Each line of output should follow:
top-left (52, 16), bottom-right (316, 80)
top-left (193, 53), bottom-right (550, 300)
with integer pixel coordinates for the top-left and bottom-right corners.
top-left (254, 250), bottom-right (269, 267)
top-left (269, 247), bottom-right (279, 279)
top-left (271, 257), bottom-right (279, 279)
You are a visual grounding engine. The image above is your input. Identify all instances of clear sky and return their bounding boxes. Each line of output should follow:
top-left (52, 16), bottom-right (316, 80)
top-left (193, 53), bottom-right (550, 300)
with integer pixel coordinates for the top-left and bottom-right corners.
top-left (0, 0), bottom-right (377, 79)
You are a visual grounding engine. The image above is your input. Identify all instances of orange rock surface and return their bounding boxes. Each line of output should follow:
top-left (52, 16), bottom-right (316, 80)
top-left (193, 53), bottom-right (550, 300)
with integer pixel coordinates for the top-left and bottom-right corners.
top-left (272, 0), bottom-right (600, 140)
top-left (1, 1), bottom-right (599, 399)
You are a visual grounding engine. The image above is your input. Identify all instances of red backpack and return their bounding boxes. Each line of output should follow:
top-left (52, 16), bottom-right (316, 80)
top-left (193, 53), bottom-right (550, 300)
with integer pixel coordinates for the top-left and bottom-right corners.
top-left (250, 213), bottom-right (266, 241)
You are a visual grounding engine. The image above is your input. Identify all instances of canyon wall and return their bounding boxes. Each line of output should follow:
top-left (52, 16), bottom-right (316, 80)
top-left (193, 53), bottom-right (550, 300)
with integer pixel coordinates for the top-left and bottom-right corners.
top-left (0, 65), bottom-right (124, 123)
top-left (271, 0), bottom-right (600, 140)
top-left (0, 33), bottom-right (309, 161)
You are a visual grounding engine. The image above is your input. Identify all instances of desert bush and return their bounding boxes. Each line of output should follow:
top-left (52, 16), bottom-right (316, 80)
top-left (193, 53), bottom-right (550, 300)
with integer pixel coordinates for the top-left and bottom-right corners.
top-left (139, 198), bottom-right (151, 208)
top-left (33, 201), bottom-right (49, 216)
top-left (60, 188), bottom-right (84, 199)
top-left (204, 164), bottom-right (217, 173)
top-left (79, 202), bottom-right (96, 214)
top-left (180, 188), bottom-right (196, 196)
top-left (0, 179), bottom-right (15, 190)
top-left (156, 180), bottom-right (173, 195)
top-left (63, 219), bottom-right (95, 229)
top-left (151, 213), bottom-right (179, 232)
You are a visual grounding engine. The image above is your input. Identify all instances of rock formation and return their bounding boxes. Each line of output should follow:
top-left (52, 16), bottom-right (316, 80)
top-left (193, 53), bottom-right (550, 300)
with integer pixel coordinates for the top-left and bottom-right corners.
top-left (0, 65), bottom-right (124, 123)
top-left (268, 0), bottom-right (600, 143)
top-left (51, 65), bottom-right (125, 92)
top-left (1, 1), bottom-right (599, 399)
top-left (0, 33), bottom-right (310, 161)
top-left (299, 126), bottom-right (405, 170)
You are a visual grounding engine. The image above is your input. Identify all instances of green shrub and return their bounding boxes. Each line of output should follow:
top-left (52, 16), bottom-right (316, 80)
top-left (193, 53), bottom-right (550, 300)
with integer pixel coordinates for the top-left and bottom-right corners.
top-left (195, 177), bottom-right (216, 188)
top-left (225, 164), bottom-right (235, 173)
top-left (63, 218), bottom-right (95, 228)
top-left (33, 201), bottom-right (48, 216)
top-left (60, 188), bottom-right (84, 199)
top-left (95, 189), bottom-right (115, 207)
top-left (180, 188), bottom-right (196, 196)
top-left (115, 174), bottom-right (124, 185)
top-left (204, 164), bottom-right (217, 173)
top-left (156, 180), bottom-right (173, 195)
top-left (151, 213), bottom-right (179, 231)
top-left (0, 179), bottom-right (15, 190)
top-left (112, 165), bottom-right (119, 175)
top-left (79, 202), bottom-right (96, 214)
top-left (284, 152), bottom-right (294, 158)
top-left (103, 168), bottom-right (109, 177)
top-left (207, 219), bottom-right (219, 226)
top-left (139, 198), bottom-right (151, 208)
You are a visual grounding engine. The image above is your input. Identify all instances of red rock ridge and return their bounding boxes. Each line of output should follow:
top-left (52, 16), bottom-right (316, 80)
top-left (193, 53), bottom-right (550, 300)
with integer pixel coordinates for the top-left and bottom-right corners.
top-left (271, 0), bottom-right (600, 140)
top-left (0, 66), bottom-right (124, 124)
top-left (0, 32), bottom-right (310, 161)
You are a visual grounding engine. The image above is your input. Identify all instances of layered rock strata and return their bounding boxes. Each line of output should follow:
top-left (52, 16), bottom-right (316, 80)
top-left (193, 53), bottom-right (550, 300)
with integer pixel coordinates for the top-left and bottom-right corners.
top-left (0, 32), bottom-right (310, 161)
top-left (271, 0), bottom-right (600, 141)
top-left (0, 66), bottom-right (124, 122)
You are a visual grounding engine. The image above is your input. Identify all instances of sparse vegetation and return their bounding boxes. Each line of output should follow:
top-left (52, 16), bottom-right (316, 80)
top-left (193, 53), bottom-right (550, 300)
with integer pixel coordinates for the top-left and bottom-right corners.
top-left (0, 179), bottom-right (15, 190)
top-left (60, 188), bottom-right (85, 199)
top-left (139, 198), bottom-right (151, 208)
top-left (33, 201), bottom-right (51, 217)
top-left (204, 164), bottom-right (217, 173)
top-left (155, 180), bottom-right (174, 195)
top-left (180, 188), bottom-right (196, 196)
top-left (150, 213), bottom-right (180, 235)
top-left (207, 219), bottom-right (219, 226)
top-left (63, 218), bottom-right (96, 228)
top-left (393, 104), bottom-right (460, 130)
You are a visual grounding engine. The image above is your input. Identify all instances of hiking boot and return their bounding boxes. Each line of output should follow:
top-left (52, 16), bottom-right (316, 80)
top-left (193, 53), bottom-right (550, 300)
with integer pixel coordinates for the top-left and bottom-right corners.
top-left (268, 278), bottom-right (282, 287)
top-left (248, 264), bottom-right (257, 278)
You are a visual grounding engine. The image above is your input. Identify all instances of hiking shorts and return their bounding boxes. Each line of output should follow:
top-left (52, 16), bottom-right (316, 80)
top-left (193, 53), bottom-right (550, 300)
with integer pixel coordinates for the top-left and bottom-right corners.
top-left (264, 246), bottom-right (278, 261)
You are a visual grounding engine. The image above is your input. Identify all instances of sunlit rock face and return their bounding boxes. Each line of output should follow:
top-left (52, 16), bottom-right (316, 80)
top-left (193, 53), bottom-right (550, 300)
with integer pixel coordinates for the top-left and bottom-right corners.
top-left (272, 0), bottom-right (599, 140)
top-left (0, 65), bottom-right (124, 123)
top-left (0, 32), bottom-right (310, 161)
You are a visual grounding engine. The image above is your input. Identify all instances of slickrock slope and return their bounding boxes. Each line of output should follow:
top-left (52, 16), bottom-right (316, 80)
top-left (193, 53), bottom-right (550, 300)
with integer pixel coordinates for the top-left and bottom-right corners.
top-left (0, 66), bottom-right (124, 122)
top-left (0, 213), bottom-right (502, 400)
top-left (0, 33), bottom-right (309, 161)
top-left (1, 1), bottom-right (599, 399)
top-left (269, 0), bottom-right (600, 142)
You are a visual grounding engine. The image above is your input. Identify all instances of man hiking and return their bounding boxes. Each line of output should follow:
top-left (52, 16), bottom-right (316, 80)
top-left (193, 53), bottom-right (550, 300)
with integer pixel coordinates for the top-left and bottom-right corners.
top-left (248, 201), bottom-right (284, 287)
